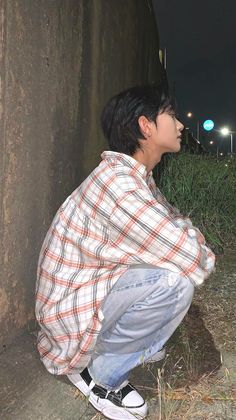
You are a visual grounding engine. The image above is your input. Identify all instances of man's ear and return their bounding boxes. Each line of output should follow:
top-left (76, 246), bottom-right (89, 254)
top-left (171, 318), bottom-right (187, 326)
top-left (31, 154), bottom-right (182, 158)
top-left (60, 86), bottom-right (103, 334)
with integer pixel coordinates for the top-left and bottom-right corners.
top-left (138, 116), bottom-right (152, 139)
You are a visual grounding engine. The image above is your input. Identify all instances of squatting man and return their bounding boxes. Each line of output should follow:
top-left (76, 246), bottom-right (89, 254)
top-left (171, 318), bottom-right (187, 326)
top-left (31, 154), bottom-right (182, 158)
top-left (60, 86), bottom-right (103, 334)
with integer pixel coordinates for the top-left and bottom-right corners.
top-left (36, 84), bottom-right (215, 419)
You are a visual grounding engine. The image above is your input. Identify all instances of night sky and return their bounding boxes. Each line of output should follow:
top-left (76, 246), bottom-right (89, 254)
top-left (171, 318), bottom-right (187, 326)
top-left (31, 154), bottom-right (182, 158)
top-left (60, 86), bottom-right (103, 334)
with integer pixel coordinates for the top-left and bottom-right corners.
top-left (153, 0), bottom-right (236, 152)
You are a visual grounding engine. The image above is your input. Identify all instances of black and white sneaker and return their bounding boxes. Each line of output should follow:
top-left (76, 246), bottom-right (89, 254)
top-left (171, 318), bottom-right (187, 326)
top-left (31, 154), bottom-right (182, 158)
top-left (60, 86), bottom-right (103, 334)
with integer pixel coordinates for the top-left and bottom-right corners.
top-left (67, 367), bottom-right (148, 420)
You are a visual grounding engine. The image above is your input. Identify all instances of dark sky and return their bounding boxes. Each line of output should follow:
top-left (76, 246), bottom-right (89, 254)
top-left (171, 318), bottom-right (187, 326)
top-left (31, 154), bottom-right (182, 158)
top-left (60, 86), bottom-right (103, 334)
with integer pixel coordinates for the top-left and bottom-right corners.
top-left (153, 0), bottom-right (236, 139)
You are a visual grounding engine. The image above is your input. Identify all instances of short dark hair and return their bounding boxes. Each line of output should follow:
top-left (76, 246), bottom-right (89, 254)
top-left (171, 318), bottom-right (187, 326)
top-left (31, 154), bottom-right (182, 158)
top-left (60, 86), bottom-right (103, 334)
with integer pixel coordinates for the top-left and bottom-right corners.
top-left (101, 84), bottom-right (175, 156)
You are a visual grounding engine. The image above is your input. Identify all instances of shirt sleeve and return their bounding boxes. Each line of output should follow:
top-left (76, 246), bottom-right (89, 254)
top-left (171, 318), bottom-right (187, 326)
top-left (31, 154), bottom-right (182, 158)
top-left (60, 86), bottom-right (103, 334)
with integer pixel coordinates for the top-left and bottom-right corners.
top-left (109, 189), bottom-right (215, 285)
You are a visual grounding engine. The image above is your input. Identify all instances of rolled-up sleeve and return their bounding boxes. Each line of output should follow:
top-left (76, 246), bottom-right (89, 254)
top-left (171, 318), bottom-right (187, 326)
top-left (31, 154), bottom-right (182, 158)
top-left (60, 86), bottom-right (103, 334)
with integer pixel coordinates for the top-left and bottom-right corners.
top-left (109, 189), bottom-right (215, 285)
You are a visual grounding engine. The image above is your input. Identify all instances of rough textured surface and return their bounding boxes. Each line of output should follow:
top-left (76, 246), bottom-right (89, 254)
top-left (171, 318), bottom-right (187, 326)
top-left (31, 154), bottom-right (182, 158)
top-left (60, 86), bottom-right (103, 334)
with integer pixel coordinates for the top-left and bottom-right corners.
top-left (0, 332), bottom-right (95, 420)
top-left (0, 0), bottom-right (161, 347)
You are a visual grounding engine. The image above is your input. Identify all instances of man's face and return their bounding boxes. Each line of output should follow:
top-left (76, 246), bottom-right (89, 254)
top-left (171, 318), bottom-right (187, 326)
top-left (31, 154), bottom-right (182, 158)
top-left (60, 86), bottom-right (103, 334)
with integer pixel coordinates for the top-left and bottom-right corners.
top-left (135, 111), bottom-right (184, 171)
top-left (149, 112), bottom-right (184, 155)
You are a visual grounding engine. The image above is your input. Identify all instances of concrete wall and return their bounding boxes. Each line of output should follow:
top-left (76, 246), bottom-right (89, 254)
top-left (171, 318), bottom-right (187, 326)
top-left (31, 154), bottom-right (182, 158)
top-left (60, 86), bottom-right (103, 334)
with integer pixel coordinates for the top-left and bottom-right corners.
top-left (0, 0), bottom-right (162, 348)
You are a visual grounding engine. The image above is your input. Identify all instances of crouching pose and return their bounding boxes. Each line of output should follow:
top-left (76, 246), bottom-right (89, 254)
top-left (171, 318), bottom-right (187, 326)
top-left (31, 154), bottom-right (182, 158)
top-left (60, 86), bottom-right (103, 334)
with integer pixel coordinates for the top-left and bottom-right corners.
top-left (35, 84), bottom-right (215, 419)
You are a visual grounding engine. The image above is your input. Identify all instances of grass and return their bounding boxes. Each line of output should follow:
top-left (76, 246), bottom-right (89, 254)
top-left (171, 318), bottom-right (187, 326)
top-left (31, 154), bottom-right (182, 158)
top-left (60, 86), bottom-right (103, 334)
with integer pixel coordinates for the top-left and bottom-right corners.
top-left (136, 248), bottom-right (236, 419)
top-left (154, 153), bottom-right (236, 253)
top-left (147, 367), bottom-right (236, 420)
top-left (141, 323), bottom-right (235, 419)
top-left (150, 154), bottom-right (236, 417)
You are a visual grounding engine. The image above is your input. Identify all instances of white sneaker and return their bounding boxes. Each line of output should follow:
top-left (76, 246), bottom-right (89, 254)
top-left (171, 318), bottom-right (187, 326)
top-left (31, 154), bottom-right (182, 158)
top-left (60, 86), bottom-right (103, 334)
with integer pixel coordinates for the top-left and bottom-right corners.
top-left (67, 367), bottom-right (148, 420)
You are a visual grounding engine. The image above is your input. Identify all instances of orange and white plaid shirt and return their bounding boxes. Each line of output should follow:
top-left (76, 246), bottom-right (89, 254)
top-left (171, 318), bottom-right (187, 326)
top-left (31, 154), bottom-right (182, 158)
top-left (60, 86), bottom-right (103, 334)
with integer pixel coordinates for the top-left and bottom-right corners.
top-left (35, 151), bottom-right (215, 375)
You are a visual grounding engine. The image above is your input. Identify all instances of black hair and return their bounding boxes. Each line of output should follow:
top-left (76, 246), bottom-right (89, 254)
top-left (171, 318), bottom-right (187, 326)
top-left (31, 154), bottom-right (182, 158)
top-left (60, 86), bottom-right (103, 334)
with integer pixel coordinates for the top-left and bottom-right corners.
top-left (101, 84), bottom-right (176, 156)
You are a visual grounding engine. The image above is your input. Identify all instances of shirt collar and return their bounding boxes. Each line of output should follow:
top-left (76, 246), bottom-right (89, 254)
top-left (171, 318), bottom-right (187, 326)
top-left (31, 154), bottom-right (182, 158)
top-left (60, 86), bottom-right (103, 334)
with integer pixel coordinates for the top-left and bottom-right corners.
top-left (101, 151), bottom-right (150, 180)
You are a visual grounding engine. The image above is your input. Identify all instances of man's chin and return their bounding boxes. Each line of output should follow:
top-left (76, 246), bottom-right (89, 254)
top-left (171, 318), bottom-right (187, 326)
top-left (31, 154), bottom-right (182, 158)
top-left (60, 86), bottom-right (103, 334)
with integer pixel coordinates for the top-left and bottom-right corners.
top-left (173, 144), bottom-right (181, 153)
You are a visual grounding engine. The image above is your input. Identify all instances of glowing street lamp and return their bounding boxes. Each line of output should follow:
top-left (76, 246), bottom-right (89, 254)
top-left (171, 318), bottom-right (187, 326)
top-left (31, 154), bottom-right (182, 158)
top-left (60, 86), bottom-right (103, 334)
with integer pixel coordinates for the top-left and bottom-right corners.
top-left (186, 112), bottom-right (200, 141)
top-left (220, 127), bottom-right (233, 156)
top-left (221, 127), bottom-right (229, 136)
top-left (209, 139), bottom-right (220, 158)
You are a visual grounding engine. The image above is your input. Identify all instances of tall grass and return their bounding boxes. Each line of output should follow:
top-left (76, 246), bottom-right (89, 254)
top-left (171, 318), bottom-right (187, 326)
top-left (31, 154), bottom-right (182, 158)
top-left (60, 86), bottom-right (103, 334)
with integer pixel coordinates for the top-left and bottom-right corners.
top-left (155, 153), bottom-right (236, 252)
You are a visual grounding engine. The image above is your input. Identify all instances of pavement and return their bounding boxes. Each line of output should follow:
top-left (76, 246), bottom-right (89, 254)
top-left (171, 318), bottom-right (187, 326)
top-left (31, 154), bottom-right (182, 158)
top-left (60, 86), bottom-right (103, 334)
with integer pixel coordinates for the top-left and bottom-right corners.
top-left (0, 331), bottom-right (160, 420)
top-left (0, 332), bottom-right (93, 420)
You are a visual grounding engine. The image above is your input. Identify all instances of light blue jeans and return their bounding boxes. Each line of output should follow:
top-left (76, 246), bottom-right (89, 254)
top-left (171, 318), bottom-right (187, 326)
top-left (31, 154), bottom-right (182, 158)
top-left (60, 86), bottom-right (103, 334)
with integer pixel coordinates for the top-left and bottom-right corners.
top-left (88, 266), bottom-right (194, 390)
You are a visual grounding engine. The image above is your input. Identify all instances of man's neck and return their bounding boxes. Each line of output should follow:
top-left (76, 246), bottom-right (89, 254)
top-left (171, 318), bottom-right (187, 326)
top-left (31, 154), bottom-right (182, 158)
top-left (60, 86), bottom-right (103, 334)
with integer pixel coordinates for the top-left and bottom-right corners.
top-left (132, 149), bottom-right (162, 174)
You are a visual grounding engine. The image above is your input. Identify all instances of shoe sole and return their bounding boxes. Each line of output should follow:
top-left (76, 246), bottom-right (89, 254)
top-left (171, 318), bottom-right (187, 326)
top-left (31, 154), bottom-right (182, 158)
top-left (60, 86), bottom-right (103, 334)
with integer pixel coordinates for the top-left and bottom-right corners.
top-left (67, 373), bottom-right (90, 396)
top-left (67, 373), bottom-right (147, 419)
top-left (89, 391), bottom-right (147, 420)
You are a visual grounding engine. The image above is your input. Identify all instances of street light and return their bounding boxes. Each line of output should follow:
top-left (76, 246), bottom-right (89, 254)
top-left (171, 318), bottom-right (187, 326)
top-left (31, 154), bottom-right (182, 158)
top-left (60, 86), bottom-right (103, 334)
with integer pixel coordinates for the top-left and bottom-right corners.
top-left (220, 127), bottom-right (233, 156)
top-left (186, 112), bottom-right (200, 141)
top-left (221, 127), bottom-right (229, 136)
top-left (209, 139), bottom-right (219, 157)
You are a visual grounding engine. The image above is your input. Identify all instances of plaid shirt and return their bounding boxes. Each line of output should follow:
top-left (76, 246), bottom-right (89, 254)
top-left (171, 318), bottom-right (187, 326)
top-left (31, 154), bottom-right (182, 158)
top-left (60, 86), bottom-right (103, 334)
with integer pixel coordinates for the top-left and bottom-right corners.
top-left (35, 151), bottom-right (215, 375)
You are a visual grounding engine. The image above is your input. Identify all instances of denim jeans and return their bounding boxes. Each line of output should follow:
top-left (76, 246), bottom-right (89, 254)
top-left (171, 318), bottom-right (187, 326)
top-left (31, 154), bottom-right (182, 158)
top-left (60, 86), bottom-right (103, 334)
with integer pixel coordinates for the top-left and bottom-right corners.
top-left (88, 266), bottom-right (194, 390)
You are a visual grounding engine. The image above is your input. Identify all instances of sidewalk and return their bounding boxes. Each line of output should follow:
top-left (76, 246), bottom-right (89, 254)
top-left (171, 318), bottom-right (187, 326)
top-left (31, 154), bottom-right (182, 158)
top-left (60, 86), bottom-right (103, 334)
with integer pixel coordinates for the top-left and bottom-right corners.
top-left (0, 332), bottom-right (93, 420)
top-left (0, 331), bottom-right (160, 420)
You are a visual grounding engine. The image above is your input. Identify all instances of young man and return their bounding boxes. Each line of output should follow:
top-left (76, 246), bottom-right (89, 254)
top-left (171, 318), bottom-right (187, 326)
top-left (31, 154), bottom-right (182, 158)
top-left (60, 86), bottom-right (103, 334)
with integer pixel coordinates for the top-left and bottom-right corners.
top-left (35, 85), bottom-right (215, 420)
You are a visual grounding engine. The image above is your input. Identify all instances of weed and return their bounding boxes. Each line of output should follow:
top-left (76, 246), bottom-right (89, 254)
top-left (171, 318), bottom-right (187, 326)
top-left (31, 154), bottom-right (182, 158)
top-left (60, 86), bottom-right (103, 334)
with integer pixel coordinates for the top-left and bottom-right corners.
top-left (155, 153), bottom-right (236, 253)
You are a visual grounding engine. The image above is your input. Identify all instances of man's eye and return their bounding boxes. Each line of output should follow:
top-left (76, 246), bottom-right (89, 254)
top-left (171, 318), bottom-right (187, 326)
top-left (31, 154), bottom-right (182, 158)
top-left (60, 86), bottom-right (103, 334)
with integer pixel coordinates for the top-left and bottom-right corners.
top-left (172, 113), bottom-right (180, 120)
